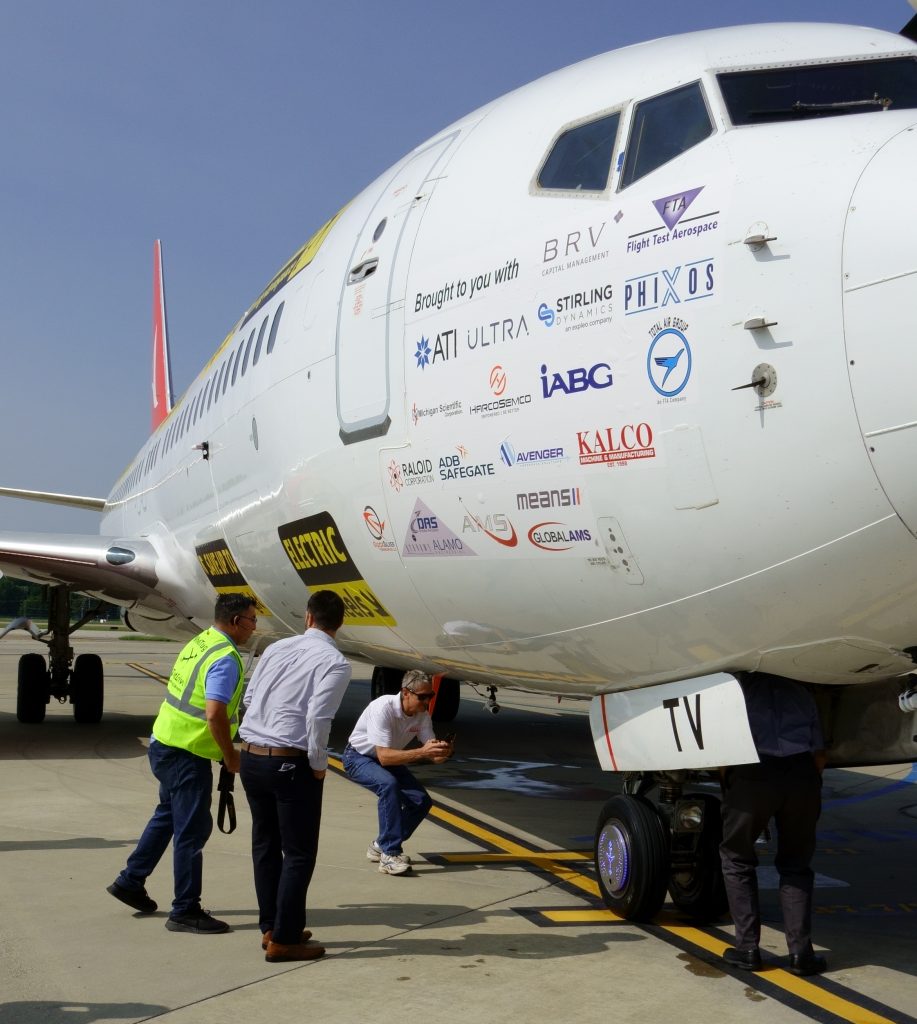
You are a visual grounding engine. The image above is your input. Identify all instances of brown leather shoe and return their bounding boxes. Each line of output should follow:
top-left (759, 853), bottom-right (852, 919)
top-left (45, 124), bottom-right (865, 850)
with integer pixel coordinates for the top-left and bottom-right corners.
top-left (261, 929), bottom-right (312, 950)
top-left (265, 939), bottom-right (325, 962)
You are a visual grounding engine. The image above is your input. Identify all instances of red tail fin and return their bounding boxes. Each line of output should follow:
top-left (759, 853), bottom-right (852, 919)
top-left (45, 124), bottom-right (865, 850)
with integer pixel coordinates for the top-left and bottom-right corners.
top-left (151, 240), bottom-right (174, 431)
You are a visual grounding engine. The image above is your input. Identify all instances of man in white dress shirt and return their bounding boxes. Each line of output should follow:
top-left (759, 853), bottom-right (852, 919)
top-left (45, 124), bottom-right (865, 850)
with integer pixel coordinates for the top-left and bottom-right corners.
top-left (344, 670), bottom-right (453, 875)
top-left (239, 590), bottom-right (351, 962)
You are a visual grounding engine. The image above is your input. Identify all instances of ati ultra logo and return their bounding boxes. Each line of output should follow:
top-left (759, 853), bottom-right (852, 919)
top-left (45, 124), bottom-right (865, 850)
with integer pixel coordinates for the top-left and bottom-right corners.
top-left (647, 323), bottom-right (692, 398)
top-left (577, 424), bottom-right (656, 466)
top-left (541, 362), bottom-right (613, 399)
top-left (624, 259), bottom-right (715, 316)
top-left (527, 521), bottom-right (593, 551)
top-left (500, 441), bottom-right (565, 467)
top-left (415, 329), bottom-right (457, 369)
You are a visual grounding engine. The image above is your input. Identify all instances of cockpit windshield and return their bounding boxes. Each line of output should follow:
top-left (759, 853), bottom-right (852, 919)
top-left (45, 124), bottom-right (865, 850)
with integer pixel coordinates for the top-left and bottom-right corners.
top-left (718, 57), bottom-right (917, 125)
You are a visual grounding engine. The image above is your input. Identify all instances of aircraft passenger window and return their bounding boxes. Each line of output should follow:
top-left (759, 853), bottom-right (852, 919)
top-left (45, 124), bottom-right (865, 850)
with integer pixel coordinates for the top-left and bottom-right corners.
top-left (266, 302), bottom-right (284, 355)
top-left (537, 112), bottom-right (620, 191)
top-left (252, 316), bottom-right (269, 367)
top-left (718, 57), bottom-right (917, 125)
top-left (231, 340), bottom-right (245, 386)
top-left (205, 377), bottom-right (215, 412)
top-left (240, 328), bottom-right (256, 377)
top-left (222, 359), bottom-right (231, 395)
top-left (621, 82), bottom-right (713, 188)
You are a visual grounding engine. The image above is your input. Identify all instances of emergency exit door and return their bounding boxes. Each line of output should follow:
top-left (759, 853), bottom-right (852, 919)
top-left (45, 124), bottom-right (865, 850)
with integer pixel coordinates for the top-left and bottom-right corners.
top-left (336, 132), bottom-right (458, 444)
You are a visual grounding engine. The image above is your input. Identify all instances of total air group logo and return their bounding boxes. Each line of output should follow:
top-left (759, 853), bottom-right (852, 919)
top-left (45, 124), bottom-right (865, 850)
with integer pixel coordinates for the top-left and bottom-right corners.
top-left (647, 319), bottom-right (692, 400)
top-left (362, 505), bottom-right (396, 552)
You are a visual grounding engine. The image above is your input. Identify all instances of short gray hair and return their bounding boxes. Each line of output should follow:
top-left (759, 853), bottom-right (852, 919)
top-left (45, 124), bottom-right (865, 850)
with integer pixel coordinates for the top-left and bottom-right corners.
top-left (402, 670), bottom-right (431, 693)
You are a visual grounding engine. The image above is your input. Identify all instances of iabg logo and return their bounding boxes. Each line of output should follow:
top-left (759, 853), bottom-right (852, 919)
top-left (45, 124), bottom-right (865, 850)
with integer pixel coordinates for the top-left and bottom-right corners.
top-left (490, 365), bottom-right (507, 396)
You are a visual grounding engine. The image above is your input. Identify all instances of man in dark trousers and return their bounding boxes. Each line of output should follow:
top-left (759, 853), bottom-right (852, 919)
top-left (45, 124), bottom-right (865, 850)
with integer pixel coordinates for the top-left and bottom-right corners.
top-left (720, 672), bottom-right (827, 976)
top-left (239, 590), bottom-right (352, 963)
top-left (107, 593), bottom-right (257, 933)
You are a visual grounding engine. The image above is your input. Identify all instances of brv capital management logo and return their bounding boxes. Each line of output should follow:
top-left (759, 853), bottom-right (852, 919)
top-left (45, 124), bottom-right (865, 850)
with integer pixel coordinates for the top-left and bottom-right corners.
top-left (647, 325), bottom-right (692, 398)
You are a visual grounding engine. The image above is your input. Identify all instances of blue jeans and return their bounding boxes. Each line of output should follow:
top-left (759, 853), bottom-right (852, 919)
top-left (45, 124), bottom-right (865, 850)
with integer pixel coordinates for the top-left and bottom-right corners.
top-left (343, 745), bottom-right (432, 855)
top-left (116, 739), bottom-right (214, 916)
top-left (240, 751), bottom-right (323, 943)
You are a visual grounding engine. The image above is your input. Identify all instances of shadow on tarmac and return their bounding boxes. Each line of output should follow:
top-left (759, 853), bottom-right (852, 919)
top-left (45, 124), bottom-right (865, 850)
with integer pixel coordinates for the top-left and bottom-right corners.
top-left (0, 1002), bottom-right (167, 1024)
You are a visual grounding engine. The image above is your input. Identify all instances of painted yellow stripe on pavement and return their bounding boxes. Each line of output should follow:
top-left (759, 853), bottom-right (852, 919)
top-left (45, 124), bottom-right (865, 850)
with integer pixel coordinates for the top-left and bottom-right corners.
top-left (442, 850), bottom-right (591, 863)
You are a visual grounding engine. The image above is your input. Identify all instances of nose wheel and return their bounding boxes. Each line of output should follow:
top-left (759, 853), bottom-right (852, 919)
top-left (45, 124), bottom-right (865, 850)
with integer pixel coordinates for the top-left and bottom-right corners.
top-left (594, 795), bottom-right (668, 921)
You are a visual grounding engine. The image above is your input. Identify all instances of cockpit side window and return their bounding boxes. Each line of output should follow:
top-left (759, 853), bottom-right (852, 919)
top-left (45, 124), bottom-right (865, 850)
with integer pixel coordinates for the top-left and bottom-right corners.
top-left (620, 82), bottom-right (713, 188)
top-left (718, 57), bottom-right (917, 125)
top-left (536, 111), bottom-right (621, 192)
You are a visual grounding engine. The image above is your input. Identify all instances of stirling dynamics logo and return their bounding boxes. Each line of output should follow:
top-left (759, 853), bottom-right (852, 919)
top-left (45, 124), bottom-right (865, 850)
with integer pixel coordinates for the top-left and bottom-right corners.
top-left (537, 302), bottom-right (556, 327)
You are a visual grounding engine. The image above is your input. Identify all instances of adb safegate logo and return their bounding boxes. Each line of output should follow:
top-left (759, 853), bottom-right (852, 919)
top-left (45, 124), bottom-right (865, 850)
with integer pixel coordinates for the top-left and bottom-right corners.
top-left (647, 326), bottom-right (692, 398)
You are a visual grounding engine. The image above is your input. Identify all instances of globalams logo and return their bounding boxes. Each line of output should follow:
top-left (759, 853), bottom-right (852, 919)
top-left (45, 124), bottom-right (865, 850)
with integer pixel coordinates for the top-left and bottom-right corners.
top-left (527, 521), bottom-right (593, 551)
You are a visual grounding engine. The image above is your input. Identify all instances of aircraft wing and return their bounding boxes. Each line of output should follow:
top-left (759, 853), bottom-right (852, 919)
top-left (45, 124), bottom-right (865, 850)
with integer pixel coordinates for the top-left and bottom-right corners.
top-left (0, 532), bottom-right (161, 606)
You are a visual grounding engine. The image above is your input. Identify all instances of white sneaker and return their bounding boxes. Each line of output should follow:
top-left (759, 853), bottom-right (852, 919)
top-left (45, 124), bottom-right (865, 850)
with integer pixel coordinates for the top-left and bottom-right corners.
top-left (367, 841), bottom-right (411, 864)
top-left (379, 853), bottom-right (411, 876)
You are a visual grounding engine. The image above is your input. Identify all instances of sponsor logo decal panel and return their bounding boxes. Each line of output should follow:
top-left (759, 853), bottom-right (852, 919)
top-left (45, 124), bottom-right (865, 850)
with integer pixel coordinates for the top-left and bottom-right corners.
top-left (195, 539), bottom-right (272, 615)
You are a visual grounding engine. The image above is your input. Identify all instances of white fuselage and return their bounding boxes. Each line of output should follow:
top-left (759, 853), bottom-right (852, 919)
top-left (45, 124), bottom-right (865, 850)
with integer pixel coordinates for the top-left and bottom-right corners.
top-left (101, 22), bottom-right (917, 707)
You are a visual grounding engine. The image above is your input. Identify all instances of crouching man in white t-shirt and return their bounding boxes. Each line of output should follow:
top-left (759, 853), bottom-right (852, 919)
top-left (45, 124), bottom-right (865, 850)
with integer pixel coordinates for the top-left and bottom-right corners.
top-left (343, 670), bottom-right (453, 875)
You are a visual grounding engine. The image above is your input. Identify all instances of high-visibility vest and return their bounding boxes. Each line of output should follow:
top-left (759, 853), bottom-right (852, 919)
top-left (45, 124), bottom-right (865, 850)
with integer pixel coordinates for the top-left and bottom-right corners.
top-left (152, 627), bottom-right (244, 761)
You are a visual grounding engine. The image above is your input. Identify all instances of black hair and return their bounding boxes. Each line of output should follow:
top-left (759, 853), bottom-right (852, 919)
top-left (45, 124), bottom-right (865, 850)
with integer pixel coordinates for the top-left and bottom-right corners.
top-left (214, 592), bottom-right (257, 624)
top-left (307, 589), bottom-right (346, 631)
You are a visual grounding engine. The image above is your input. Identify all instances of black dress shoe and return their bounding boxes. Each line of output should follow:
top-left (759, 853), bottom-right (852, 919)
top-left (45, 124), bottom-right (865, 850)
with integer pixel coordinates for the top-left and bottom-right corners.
top-left (789, 952), bottom-right (827, 976)
top-left (107, 881), bottom-right (157, 914)
top-left (723, 946), bottom-right (762, 971)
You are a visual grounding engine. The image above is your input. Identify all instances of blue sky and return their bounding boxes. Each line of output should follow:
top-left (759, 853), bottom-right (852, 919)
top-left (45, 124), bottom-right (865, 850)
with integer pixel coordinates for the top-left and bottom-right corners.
top-left (0, 0), bottom-right (910, 534)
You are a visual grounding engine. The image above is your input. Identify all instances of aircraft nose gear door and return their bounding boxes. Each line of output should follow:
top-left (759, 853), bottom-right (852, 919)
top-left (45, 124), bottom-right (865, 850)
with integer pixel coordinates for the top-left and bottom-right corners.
top-left (843, 124), bottom-right (917, 536)
top-left (336, 132), bottom-right (458, 445)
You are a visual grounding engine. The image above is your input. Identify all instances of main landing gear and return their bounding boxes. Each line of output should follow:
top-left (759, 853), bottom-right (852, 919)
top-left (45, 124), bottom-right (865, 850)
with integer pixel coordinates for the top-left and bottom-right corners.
top-left (594, 771), bottom-right (728, 923)
top-left (15, 586), bottom-right (105, 725)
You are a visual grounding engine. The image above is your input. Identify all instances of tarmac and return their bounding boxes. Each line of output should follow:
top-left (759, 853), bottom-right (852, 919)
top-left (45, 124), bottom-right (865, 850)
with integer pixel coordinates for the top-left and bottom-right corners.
top-left (0, 631), bottom-right (915, 1024)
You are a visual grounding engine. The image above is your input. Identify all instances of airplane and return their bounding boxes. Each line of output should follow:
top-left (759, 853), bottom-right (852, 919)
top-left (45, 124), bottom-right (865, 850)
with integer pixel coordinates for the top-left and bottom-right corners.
top-left (3, 14), bottom-right (917, 924)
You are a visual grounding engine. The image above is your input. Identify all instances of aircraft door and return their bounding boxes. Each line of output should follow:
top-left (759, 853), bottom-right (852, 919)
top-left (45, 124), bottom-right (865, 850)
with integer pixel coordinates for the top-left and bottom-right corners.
top-left (336, 132), bottom-right (458, 445)
top-left (843, 124), bottom-right (917, 536)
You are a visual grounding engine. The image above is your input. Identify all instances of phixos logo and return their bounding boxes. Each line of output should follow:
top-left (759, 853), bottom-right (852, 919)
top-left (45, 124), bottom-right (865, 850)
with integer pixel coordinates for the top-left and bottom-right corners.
top-left (647, 324), bottom-right (692, 399)
top-left (537, 302), bottom-right (555, 327)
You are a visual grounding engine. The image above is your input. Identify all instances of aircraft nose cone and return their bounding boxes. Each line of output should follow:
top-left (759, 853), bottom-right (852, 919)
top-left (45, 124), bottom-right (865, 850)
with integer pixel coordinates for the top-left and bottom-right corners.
top-left (843, 122), bottom-right (917, 536)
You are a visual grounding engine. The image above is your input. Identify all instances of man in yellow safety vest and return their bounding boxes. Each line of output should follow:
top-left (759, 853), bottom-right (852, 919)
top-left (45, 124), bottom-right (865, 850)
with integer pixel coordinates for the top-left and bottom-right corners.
top-left (107, 593), bottom-right (257, 933)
